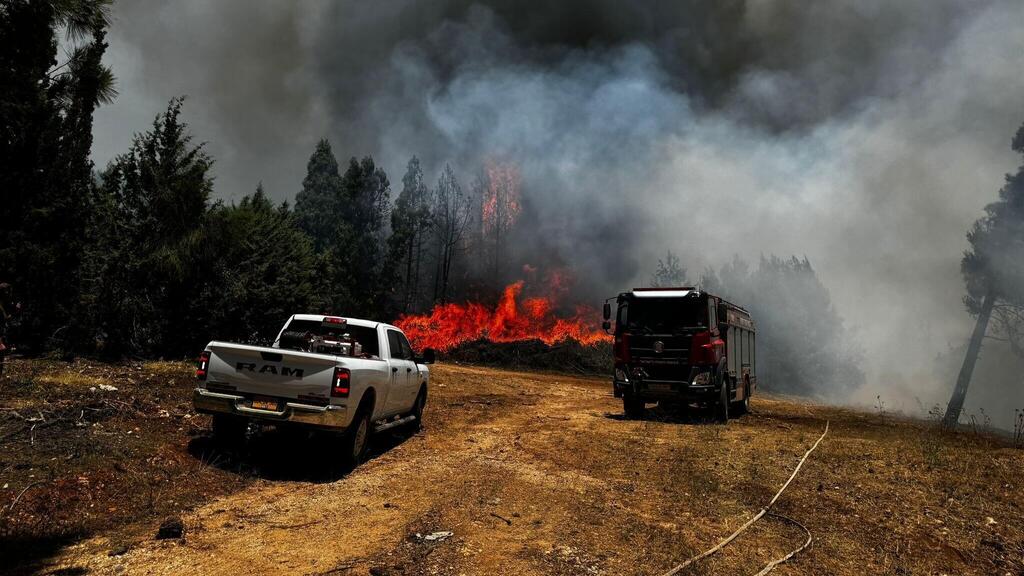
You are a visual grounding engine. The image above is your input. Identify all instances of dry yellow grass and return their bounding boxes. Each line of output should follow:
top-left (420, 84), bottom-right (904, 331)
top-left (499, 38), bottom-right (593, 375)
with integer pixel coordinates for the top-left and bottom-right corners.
top-left (10, 362), bottom-right (1023, 575)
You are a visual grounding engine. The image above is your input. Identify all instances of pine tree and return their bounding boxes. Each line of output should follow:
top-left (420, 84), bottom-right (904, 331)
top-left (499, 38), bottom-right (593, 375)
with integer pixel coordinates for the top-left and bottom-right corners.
top-left (388, 156), bottom-right (433, 313)
top-left (944, 122), bottom-right (1024, 426)
top-left (708, 254), bottom-right (863, 398)
top-left (649, 251), bottom-right (686, 287)
top-left (338, 156), bottom-right (391, 317)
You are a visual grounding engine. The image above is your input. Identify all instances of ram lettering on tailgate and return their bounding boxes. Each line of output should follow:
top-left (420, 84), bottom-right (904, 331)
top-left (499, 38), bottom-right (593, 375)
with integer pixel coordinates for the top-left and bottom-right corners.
top-left (235, 362), bottom-right (305, 378)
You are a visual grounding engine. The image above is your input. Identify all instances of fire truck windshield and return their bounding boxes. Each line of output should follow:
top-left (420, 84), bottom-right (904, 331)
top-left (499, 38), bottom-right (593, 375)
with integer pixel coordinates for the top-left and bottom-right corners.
top-left (618, 297), bottom-right (708, 334)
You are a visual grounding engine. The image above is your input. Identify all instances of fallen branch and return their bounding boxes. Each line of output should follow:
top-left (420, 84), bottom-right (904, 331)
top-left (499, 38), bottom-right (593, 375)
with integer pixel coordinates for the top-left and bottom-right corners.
top-left (660, 420), bottom-right (829, 576)
top-left (0, 417), bottom-right (65, 443)
top-left (2, 480), bottom-right (45, 520)
top-left (490, 512), bottom-right (513, 525)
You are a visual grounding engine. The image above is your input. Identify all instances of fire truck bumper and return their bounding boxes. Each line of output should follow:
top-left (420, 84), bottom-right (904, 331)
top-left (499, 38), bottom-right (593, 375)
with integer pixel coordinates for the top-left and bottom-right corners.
top-left (613, 368), bottom-right (719, 401)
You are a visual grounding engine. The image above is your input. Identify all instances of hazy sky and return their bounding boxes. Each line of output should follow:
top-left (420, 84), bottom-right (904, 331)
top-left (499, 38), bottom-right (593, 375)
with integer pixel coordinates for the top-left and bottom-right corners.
top-left (91, 0), bottom-right (1024, 417)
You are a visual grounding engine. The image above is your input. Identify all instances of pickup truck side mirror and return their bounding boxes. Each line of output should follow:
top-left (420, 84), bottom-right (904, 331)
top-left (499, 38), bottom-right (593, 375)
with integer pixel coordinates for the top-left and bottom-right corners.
top-left (601, 320), bottom-right (612, 331)
top-left (417, 348), bottom-right (436, 364)
top-left (602, 302), bottom-right (611, 321)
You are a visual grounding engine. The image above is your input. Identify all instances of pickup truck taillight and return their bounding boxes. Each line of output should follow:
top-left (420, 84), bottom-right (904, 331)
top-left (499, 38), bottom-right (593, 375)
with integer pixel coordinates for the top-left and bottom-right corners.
top-left (613, 333), bottom-right (631, 363)
top-left (195, 351), bottom-right (211, 380)
top-left (331, 367), bottom-right (351, 398)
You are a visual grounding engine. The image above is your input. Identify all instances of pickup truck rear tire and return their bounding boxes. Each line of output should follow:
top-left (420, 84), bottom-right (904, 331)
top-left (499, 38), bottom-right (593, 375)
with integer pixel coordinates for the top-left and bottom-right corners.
top-left (623, 395), bottom-right (645, 419)
top-left (343, 409), bottom-right (371, 466)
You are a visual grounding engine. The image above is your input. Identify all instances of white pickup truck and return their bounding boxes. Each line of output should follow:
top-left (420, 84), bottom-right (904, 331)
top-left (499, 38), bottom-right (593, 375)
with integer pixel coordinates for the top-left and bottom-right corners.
top-left (193, 314), bottom-right (435, 465)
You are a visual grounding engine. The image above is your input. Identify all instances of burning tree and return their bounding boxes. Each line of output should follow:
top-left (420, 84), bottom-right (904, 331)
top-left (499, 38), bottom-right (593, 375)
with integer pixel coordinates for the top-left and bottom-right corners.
top-left (944, 122), bottom-right (1024, 426)
top-left (474, 161), bottom-right (522, 279)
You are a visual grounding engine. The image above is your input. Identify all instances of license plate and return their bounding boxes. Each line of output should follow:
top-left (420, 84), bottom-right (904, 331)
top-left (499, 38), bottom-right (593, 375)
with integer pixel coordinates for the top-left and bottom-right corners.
top-left (250, 397), bottom-right (279, 411)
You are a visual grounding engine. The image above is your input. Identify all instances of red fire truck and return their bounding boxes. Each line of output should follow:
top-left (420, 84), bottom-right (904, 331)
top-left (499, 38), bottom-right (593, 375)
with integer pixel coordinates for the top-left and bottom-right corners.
top-left (602, 287), bottom-right (756, 422)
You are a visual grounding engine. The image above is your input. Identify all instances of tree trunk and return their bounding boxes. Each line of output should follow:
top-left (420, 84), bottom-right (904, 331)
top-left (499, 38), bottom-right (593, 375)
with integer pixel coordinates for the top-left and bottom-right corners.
top-left (943, 288), bottom-right (996, 428)
top-left (440, 240), bottom-right (453, 305)
top-left (411, 233), bottom-right (423, 313)
top-left (432, 235), bottom-right (443, 304)
top-left (403, 235), bottom-right (414, 313)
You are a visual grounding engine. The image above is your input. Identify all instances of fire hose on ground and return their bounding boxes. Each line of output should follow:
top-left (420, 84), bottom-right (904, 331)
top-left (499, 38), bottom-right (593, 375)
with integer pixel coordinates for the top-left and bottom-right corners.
top-left (660, 420), bottom-right (830, 576)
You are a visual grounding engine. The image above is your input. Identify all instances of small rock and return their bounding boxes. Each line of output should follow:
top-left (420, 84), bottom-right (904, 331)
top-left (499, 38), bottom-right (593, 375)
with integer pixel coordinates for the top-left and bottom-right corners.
top-left (99, 384), bottom-right (118, 392)
top-left (108, 543), bottom-right (130, 557)
top-left (422, 531), bottom-right (453, 542)
top-left (156, 517), bottom-right (185, 540)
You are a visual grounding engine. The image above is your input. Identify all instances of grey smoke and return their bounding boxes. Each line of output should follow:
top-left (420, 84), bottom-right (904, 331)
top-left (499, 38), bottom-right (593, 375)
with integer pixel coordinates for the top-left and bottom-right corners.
top-left (92, 1), bottom-right (1024, 423)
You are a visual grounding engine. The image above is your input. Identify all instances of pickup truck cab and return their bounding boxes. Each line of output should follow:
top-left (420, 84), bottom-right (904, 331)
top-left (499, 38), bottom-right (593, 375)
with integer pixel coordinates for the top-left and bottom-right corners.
top-left (193, 314), bottom-right (435, 464)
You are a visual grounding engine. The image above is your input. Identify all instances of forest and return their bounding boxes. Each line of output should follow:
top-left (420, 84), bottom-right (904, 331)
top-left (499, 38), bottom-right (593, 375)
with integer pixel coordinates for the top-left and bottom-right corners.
top-left (3, 0), bottom-right (1024, 408)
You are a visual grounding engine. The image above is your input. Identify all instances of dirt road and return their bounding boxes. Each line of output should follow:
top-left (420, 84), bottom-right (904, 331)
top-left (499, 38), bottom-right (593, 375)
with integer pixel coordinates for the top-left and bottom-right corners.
top-left (37, 364), bottom-right (1024, 575)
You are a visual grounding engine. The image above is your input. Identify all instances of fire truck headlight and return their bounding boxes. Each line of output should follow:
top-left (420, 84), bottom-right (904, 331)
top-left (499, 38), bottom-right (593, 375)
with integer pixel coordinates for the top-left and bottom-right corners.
top-left (692, 372), bottom-right (711, 386)
top-left (615, 368), bottom-right (628, 382)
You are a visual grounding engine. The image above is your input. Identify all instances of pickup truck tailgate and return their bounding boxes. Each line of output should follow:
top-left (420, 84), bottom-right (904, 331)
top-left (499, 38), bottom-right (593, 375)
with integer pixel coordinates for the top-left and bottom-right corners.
top-left (206, 342), bottom-right (338, 401)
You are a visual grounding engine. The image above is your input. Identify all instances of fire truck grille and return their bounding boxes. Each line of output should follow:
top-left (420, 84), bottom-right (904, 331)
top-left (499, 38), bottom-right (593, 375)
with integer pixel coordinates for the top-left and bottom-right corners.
top-left (630, 335), bottom-right (690, 382)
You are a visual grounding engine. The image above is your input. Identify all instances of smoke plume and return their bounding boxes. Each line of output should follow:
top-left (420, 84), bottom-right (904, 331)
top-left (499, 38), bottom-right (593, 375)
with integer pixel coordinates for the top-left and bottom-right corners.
top-left (92, 1), bottom-right (1024, 423)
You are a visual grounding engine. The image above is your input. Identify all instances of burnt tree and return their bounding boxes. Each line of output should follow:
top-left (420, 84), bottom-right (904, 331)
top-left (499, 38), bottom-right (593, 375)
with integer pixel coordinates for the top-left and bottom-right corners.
top-left (430, 164), bottom-right (472, 305)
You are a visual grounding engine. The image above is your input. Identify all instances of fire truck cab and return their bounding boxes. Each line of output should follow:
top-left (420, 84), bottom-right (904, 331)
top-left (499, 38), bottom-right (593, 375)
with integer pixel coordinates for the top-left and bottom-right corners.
top-left (602, 287), bottom-right (756, 422)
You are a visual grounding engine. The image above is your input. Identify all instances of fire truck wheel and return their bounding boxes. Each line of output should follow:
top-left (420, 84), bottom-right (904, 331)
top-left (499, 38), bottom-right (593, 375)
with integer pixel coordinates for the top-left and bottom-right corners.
top-left (731, 379), bottom-right (750, 415)
top-left (623, 395), bottom-right (645, 419)
top-left (714, 379), bottom-right (730, 423)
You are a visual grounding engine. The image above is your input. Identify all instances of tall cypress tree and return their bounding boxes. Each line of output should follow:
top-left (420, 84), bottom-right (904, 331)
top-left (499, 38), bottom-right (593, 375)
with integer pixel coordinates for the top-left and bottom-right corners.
top-left (294, 140), bottom-right (344, 252)
top-left (83, 98), bottom-right (214, 356)
top-left (200, 184), bottom-right (322, 345)
top-left (0, 0), bottom-right (116, 351)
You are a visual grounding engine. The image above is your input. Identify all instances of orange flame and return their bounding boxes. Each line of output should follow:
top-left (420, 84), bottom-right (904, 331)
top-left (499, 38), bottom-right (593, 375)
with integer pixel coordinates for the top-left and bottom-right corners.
top-left (480, 161), bottom-right (521, 235)
top-left (395, 281), bottom-right (608, 352)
